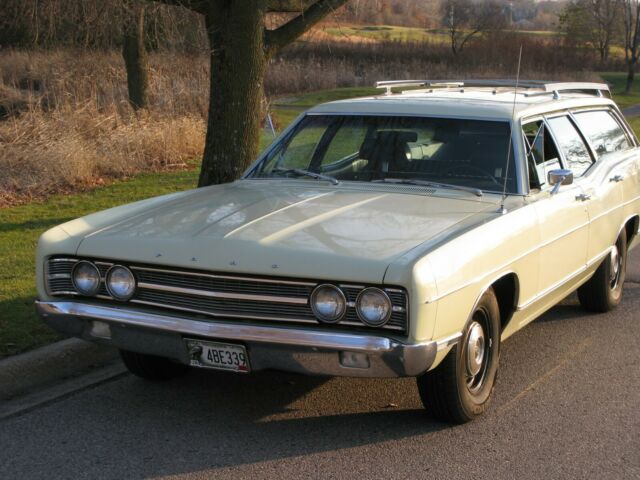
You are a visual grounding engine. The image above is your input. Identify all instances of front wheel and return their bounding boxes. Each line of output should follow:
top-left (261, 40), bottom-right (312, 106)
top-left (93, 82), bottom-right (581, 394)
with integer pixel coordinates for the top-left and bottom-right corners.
top-left (578, 229), bottom-right (627, 313)
top-left (417, 288), bottom-right (501, 423)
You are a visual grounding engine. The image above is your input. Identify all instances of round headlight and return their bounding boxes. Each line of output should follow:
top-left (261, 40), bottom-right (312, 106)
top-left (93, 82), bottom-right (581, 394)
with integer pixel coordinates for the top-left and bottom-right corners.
top-left (106, 265), bottom-right (136, 300)
top-left (356, 288), bottom-right (392, 326)
top-left (71, 261), bottom-right (101, 296)
top-left (310, 284), bottom-right (346, 323)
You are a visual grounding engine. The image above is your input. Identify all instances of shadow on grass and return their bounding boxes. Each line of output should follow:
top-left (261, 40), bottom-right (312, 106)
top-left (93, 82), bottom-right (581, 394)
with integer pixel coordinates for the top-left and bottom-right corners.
top-left (0, 217), bottom-right (74, 234)
top-left (0, 295), bottom-right (61, 358)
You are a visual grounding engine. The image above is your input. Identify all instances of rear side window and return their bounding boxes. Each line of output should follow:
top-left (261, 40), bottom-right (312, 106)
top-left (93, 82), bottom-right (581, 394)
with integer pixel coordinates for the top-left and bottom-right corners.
top-left (547, 116), bottom-right (593, 177)
top-left (573, 110), bottom-right (631, 157)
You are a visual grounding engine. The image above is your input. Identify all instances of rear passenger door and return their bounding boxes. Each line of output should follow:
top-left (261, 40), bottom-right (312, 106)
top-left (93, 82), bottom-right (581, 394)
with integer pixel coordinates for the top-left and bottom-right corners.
top-left (571, 109), bottom-right (633, 262)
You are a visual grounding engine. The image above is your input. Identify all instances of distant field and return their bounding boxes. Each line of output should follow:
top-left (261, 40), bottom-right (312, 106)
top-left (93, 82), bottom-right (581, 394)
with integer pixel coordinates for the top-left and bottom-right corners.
top-left (322, 24), bottom-right (561, 44)
top-left (323, 25), bottom-right (445, 43)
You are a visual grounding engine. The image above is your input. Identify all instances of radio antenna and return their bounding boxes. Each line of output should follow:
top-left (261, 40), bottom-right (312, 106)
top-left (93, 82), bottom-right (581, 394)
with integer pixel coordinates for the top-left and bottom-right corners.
top-left (499, 45), bottom-right (523, 215)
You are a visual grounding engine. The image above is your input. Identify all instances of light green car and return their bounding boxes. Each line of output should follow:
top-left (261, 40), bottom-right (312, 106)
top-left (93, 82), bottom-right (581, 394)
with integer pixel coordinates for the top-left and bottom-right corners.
top-left (36, 80), bottom-right (640, 423)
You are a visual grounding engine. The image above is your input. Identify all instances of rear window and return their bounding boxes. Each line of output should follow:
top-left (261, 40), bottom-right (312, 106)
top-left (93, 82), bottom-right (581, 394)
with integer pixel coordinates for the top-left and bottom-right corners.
top-left (573, 110), bottom-right (631, 157)
top-left (547, 116), bottom-right (593, 177)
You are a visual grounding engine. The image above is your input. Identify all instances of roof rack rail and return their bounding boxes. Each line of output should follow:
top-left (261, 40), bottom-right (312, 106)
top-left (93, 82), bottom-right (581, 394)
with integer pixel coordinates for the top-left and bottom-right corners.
top-left (375, 80), bottom-right (463, 95)
top-left (374, 79), bottom-right (611, 98)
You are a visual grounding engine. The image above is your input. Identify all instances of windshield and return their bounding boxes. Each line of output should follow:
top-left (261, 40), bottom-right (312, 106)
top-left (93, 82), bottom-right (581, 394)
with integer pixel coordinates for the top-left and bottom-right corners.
top-left (251, 115), bottom-right (518, 194)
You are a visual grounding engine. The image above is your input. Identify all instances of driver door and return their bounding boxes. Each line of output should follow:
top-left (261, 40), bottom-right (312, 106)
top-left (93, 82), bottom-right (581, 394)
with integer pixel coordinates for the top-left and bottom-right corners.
top-left (523, 117), bottom-right (590, 302)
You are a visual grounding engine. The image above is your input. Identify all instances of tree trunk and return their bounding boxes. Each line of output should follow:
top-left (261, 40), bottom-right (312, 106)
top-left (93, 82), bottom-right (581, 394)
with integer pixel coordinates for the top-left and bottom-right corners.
top-left (122, 3), bottom-right (149, 110)
top-left (599, 45), bottom-right (608, 64)
top-left (626, 59), bottom-right (636, 94)
top-left (198, 1), bottom-right (268, 187)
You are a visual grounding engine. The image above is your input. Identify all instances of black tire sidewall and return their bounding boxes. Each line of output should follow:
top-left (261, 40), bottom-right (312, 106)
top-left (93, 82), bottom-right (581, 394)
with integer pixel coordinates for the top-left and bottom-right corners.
top-left (455, 289), bottom-right (501, 417)
top-left (609, 230), bottom-right (628, 304)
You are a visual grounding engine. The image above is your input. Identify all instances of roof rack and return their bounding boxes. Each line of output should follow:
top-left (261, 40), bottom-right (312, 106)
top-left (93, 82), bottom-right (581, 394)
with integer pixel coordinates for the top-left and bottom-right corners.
top-left (374, 80), bottom-right (611, 99)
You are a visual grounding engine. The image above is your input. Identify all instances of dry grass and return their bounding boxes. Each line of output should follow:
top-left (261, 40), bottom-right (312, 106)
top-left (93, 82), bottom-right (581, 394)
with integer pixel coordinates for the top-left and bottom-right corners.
top-left (0, 109), bottom-right (204, 205)
top-left (0, 50), bottom-right (207, 206)
top-left (0, 38), bottom-right (604, 206)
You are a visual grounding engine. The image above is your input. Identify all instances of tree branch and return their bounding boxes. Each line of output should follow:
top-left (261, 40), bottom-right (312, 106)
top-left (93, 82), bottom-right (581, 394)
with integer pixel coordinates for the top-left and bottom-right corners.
top-left (267, 0), bottom-right (317, 12)
top-left (145, 0), bottom-right (208, 16)
top-left (265, 0), bottom-right (349, 53)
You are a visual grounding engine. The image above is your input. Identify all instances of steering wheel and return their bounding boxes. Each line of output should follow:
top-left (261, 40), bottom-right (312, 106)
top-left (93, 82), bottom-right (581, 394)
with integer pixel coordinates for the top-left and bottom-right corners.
top-left (442, 164), bottom-right (502, 187)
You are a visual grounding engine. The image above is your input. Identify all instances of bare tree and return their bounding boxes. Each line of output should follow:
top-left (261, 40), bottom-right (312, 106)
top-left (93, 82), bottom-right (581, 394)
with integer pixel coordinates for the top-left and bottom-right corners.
top-left (441, 0), bottom-right (506, 56)
top-left (590, 0), bottom-right (622, 63)
top-left (622, 0), bottom-right (640, 93)
top-left (148, 0), bottom-right (349, 187)
top-left (560, 0), bottom-right (622, 63)
top-left (122, 1), bottom-right (149, 110)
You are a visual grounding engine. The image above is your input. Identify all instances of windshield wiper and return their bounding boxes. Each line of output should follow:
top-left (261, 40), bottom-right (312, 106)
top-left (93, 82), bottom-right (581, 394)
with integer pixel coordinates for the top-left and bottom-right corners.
top-left (372, 178), bottom-right (483, 197)
top-left (272, 167), bottom-right (339, 185)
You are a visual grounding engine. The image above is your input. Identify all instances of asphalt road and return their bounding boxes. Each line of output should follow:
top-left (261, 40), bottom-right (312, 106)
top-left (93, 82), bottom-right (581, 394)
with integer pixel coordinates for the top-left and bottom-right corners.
top-left (1, 255), bottom-right (639, 480)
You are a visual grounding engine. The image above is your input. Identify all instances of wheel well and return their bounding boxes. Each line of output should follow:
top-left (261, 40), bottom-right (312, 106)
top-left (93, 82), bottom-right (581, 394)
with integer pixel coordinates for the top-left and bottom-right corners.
top-left (625, 216), bottom-right (639, 246)
top-left (491, 274), bottom-right (519, 331)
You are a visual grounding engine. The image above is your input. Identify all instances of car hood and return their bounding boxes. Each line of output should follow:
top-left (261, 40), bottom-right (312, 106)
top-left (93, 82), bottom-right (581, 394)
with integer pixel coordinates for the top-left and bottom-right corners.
top-left (75, 180), bottom-right (497, 283)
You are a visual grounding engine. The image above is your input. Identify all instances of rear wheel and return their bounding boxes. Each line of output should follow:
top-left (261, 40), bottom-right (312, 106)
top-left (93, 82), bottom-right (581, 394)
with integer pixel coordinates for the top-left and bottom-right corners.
top-left (417, 288), bottom-right (501, 423)
top-left (120, 350), bottom-right (188, 381)
top-left (578, 229), bottom-right (627, 313)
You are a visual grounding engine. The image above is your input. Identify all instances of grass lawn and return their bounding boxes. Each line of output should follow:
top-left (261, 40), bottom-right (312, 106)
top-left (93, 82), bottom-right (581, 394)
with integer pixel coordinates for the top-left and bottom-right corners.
top-left (599, 72), bottom-right (640, 110)
top-left (2, 81), bottom-right (639, 358)
top-left (0, 171), bottom-right (198, 357)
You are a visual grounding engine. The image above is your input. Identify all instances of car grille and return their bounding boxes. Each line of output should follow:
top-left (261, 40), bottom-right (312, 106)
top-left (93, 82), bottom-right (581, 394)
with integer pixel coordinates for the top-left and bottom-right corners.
top-left (45, 258), bottom-right (409, 333)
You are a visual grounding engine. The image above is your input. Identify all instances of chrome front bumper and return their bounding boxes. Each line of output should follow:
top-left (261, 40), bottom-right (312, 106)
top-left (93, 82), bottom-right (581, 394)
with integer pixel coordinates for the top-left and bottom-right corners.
top-left (36, 301), bottom-right (438, 378)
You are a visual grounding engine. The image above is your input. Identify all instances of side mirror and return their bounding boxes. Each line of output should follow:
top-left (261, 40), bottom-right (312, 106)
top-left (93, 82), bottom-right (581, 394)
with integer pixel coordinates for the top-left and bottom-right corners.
top-left (548, 169), bottom-right (573, 194)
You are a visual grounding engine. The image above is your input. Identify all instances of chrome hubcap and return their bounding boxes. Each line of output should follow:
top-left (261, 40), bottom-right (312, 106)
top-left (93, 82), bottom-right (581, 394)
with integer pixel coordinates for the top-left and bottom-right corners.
top-left (466, 321), bottom-right (485, 377)
top-left (609, 245), bottom-right (622, 289)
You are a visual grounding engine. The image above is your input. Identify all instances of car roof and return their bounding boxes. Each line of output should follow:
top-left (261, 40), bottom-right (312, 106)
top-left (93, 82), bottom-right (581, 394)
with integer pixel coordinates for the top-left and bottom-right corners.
top-left (308, 87), bottom-right (617, 122)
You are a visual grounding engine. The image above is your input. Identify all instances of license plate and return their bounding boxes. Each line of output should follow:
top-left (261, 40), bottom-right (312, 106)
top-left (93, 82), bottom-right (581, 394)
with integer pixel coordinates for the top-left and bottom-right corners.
top-left (185, 339), bottom-right (250, 373)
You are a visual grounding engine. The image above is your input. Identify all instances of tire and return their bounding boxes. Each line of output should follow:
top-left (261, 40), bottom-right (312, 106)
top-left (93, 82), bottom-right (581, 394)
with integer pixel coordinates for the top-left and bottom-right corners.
top-left (119, 350), bottom-right (188, 381)
top-left (578, 229), bottom-right (627, 313)
top-left (417, 288), bottom-right (501, 424)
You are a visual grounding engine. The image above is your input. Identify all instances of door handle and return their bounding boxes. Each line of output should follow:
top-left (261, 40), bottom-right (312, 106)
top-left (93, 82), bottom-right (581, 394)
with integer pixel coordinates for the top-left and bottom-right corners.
top-left (609, 175), bottom-right (624, 183)
top-left (576, 193), bottom-right (591, 202)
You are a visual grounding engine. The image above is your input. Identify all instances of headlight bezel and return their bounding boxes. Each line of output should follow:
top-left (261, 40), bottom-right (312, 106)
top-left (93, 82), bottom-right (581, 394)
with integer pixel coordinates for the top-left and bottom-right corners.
top-left (356, 287), bottom-right (392, 327)
top-left (105, 265), bottom-right (137, 301)
top-left (71, 260), bottom-right (101, 296)
top-left (310, 284), bottom-right (347, 324)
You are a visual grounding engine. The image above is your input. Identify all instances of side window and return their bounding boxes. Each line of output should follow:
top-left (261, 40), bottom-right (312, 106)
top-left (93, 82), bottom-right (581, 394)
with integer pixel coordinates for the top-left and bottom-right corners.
top-left (269, 117), bottom-right (330, 171)
top-left (522, 120), bottom-right (562, 188)
top-left (546, 116), bottom-right (594, 177)
top-left (321, 125), bottom-right (368, 167)
top-left (573, 110), bottom-right (631, 157)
